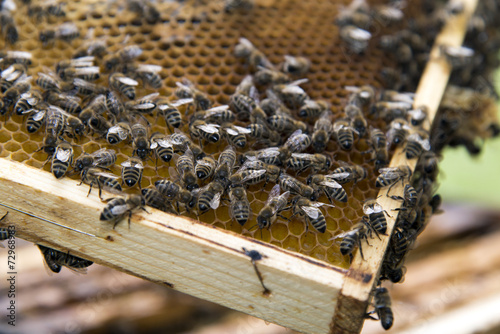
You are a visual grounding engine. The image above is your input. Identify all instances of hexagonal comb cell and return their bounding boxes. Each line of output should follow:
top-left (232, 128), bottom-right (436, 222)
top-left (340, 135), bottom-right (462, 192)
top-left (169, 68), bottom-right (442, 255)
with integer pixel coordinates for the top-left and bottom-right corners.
top-left (0, 0), bottom-right (410, 269)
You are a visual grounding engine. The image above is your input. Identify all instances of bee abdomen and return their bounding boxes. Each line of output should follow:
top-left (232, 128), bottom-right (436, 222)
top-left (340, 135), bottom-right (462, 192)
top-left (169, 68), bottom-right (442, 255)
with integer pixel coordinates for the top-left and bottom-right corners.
top-left (309, 214), bottom-right (326, 233)
top-left (337, 129), bottom-right (354, 150)
top-left (370, 213), bottom-right (387, 234)
top-left (231, 201), bottom-right (250, 225)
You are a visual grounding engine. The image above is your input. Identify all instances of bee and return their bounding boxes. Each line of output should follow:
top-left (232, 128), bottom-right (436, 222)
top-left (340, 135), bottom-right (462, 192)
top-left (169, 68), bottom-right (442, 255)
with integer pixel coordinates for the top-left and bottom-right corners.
top-left (329, 162), bottom-right (367, 185)
top-left (73, 148), bottom-right (117, 173)
top-left (345, 104), bottom-right (368, 138)
top-left (371, 101), bottom-right (411, 121)
top-left (189, 120), bottom-right (220, 145)
top-left (14, 90), bottom-right (42, 115)
top-left (333, 118), bottom-right (358, 150)
top-left (195, 178), bottom-right (227, 213)
top-left (175, 78), bottom-right (211, 110)
top-left (336, 218), bottom-right (370, 259)
top-left (109, 73), bottom-right (138, 100)
top-left (44, 90), bottom-right (82, 114)
top-left (0, 10), bottom-right (18, 44)
top-left (175, 149), bottom-right (198, 190)
top-left (149, 132), bottom-right (174, 164)
top-left (127, 0), bottom-right (161, 24)
top-left (131, 123), bottom-right (150, 160)
top-left (121, 157), bottom-right (143, 188)
top-left (363, 199), bottom-right (390, 235)
top-left (156, 98), bottom-right (192, 131)
top-left (39, 22), bottom-right (80, 45)
top-left (273, 79), bottom-right (309, 108)
top-left (281, 55), bottom-right (311, 75)
top-left (240, 157), bottom-right (282, 184)
top-left (253, 67), bottom-right (290, 86)
top-left (120, 63), bottom-right (162, 89)
top-left (230, 91), bottom-right (257, 121)
top-left (374, 5), bottom-right (404, 24)
top-left (125, 93), bottom-right (158, 116)
top-left (390, 226), bottom-right (413, 257)
top-left (375, 166), bottom-right (412, 195)
top-left (228, 166), bottom-right (266, 186)
top-left (229, 184), bottom-right (251, 226)
top-left (380, 253), bottom-right (406, 284)
top-left (367, 287), bottom-right (393, 330)
top-left (221, 123), bottom-right (252, 148)
top-left (224, 0), bottom-right (254, 12)
top-left (51, 141), bottom-right (73, 179)
top-left (196, 105), bottom-right (236, 124)
top-left (26, 109), bottom-right (46, 133)
top-left (368, 127), bottom-right (389, 170)
top-left (103, 45), bottom-right (143, 71)
top-left (408, 106), bottom-right (428, 127)
top-left (42, 105), bottom-right (66, 154)
top-left (288, 196), bottom-right (333, 233)
top-left (278, 129), bottom-right (311, 164)
top-left (286, 153), bottom-right (331, 174)
top-left (56, 56), bottom-right (97, 78)
top-left (170, 128), bottom-right (205, 160)
top-left (278, 174), bottom-right (318, 201)
top-left (38, 245), bottom-right (93, 274)
top-left (73, 38), bottom-right (107, 59)
top-left (311, 111), bottom-right (333, 152)
top-left (214, 145), bottom-right (237, 182)
top-left (100, 194), bottom-right (146, 229)
top-left (339, 25), bottom-right (371, 54)
top-left (298, 99), bottom-right (329, 119)
top-left (387, 119), bottom-right (412, 147)
top-left (141, 188), bottom-right (173, 213)
top-left (267, 112), bottom-right (307, 134)
top-left (195, 155), bottom-right (216, 180)
top-left (2, 75), bottom-right (31, 107)
top-left (345, 85), bottom-right (375, 107)
top-left (80, 167), bottom-right (122, 199)
top-left (256, 184), bottom-right (290, 230)
top-left (106, 122), bottom-right (131, 145)
top-left (404, 130), bottom-right (431, 159)
top-left (306, 174), bottom-right (347, 203)
top-left (417, 151), bottom-right (439, 180)
top-left (72, 78), bottom-right (106, 96)
top-left (155, 179), bottom-right (196, 212)
top-left (0, 51), bottom-right (32, 67)
top-left (439, 45), bottom-right (475, 69)
top-left (79, 94), bottom-right (106, 125)
top-left (59, 65), bottom-right (100, 82)
top-left (246, 123), bottom-right (281, 146)
top-left (234, 37), bottom-right (274, 71)
top-left (1, 64), bottom-right (27, 92)
top-left (242, 147), bottom-right (281, 166)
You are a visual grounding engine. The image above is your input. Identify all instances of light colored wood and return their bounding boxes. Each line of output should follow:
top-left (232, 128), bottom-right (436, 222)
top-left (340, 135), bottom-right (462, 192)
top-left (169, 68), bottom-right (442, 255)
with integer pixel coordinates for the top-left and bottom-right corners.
top-left (331, 0), bottom-right (479, 332)
top-left (0, 157), bottom-right (346, 334)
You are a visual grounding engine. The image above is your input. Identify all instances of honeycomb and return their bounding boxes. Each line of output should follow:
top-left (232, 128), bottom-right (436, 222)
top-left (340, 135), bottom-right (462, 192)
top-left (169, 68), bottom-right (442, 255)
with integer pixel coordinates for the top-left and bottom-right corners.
top-left (0, 0), bottom-right (417, 269)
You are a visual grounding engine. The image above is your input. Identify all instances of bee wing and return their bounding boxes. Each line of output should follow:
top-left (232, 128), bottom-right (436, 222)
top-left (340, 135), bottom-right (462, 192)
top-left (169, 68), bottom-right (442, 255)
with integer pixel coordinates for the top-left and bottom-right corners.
top-left (108, 125), bottom-right (129, 140)
top-left (130, 101), bottom-right (156, 110)
top-left (310, 202), bottom-right (335, 208)
top-left (241, 169), bottom-right (266, 183)
top-left (181, 78), bottom-right (195, 88)
top-left (140, 92), bottom-right (160, 100)
top-left (168, 166), bottom-right (181, 182)
top-left (151, 137), bottom-right (172, 149)
top-left (266, 184), bottom-right (281, 205)
top-left (6, 51), bottom-right (32, 60)
top-left (32, 109), bottom-right (46, 120)
top-left (121, 160), bottom-right (132, 167)
top-left (74, 66), bottom-right (100, 76)
top-left (291, 153), bottom-right (314, 160)
top-left (94, 171), bottom-right (120, 180)
top-left (175, 81), bottom-right (190, 90)
top-left (57, 23), bottom-right (79, 37)
top-left (348, 27), bottom-right (371, 40)
top-left (327, 172), bottom-right (350, 179)
top-left (137, 64), bottom-right (162, 73)
top-left (256, 147), bottom-right (280, 158)
top-left (330, 230), bottom-right (357, 241)
top-left (70, 56), bottom-right (95, 66)
top-left (204, 105), bottom-right (230, 118)
top-left (444, 45), bottom-right (474, 57)
top-left (281, 85), bottom-right (305, 95)
top-left (301, 205), bottom-right (321, 219)
top-left (171, 98), bottom-right (193, 107)
top-left (116, 76), bottom-right (139, 86)
top-left (319, 179), bottom-right (343, 189)
top-left (55, 147), bottom-right (72, 162)
top-left (183, 148), bottom-right (194, 160)
top-left (277, 191), bottom-right (290, 206)
top-left (409, 133), bottom-right (431, 151)
top-left (210, 192), bottom-right (221, 210)
top-left (234, 125), bottom-right (252, 134)
top-left (344, 85), bottom-right (361, 93)
top-left (238, 37), bottom-right (254, 49)
top-left (65, 266), bottom-right (89, 275)
top-left (197, 123), bottom-right (220, 134)
top-left (224, 127), bottom-right (239, 136)
top-left (110, 203), bottom-right (129, 216)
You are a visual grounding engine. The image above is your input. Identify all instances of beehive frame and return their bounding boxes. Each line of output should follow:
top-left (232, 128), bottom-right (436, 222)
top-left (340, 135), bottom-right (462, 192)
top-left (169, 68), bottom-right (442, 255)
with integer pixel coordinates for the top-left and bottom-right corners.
top-left (0, 0), bottom-right (478, 333)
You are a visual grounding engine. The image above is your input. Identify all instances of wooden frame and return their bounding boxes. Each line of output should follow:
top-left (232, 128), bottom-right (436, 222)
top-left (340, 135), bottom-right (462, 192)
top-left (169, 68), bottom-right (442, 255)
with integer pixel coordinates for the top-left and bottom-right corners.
top-left (0, 0), bottom-right (477, 333)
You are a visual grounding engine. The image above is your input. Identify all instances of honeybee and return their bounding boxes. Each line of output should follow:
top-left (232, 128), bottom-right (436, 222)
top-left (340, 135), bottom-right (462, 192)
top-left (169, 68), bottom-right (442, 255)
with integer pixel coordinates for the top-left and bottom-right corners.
top-left (267, 112), bottom-right (307, 134)
top-left (72, 78), bottom-right (106, 96)
top-left (374, 5), bottom-right (404, 24)
top-left (229, 166), bottom-right (266, 186)
top-left (345, 85), bottom-right (375, 107)
top-left (234, 37), bottom-right (274, 71)
top-left (141, 188), bottom-right (173, 213)
top-left (155, 179), bottom-right (196, 212)
top-left (312, 111), bottom-right (333, 152)
top-left (100, 194), bottom-right (146, 229)
top-left (240, 157), bottom-right (282, 184)
top-left (73, 148), bottom-right (117, 173)
top-left (278, 174), bottom-right (318, 201)
top-left (196, 105), bottom-right (236, 124)
top-left (408, 106), bottom-right (428, 127)
top-left (0, 10), bottom-right (17, 44)
top-left (273, 79), bottom-right (309, 108)
top-left (404, 130), bottom-right (431, 159)
top-left (175, 78), bottom-right (211, 111)
top-left (276, 129), bottom-right (310, 163)
top-left (195, 156), bottom-right (216, 180)
top-left (174, 149), bottom-right (198, 190)
top-left (1, 64), bottom-right (27, 92)
top-left (195, 178), bottom-right (227, 213)
top-left (256, 184), bottom-right (290, 230)
top-left (345, 104), bottom-right (368, 138)
top-left (14, 90), bottom-right (42, 115)
top-left (170, 128), bottom-right (205, 160)
top-left (79, 94), bottom-right (106, 125)
top-left (367, 287), bottom-right (393, 330)
top-left (281, 55), bottom-right (311, 75)
top-left (121, 63), bottom-right (162, 89)
top-left (242, 147), bottom-right (281, 166)
top-left (106, 122), bottom-right (131, 145)
top-left (288, 196), bottom-right (333, 233)
top-left (221, 123), bottom-right (252, 148)
top-left (39, 22), bottom-right (80, 45)
top-left (363, 199), bottom-right (390, 235)
top-left (156, 98), bottom-right (192, 131)
top-left (131, 123), bottom-right (150, 160)
top-left (127, 0), bottom-right (161, 24)
top-left (45, 91), bottom-right (82, 115)
top-left (190, 120), bottom-right (220, 145)
top-left (329, 162), bottom-right (367, 185)
top-left (339, 25), bottom-right (371, 54)
top-left (121, 157), bottom-right (143, 188)
top-left (368, 127), bottom-right (389, 169)
top-left (224, 0), bottom-right (254, 12)
top-left (417, 151), bottom-right (439, 180)
top-left (253, 67), bottom-right (290, 86)
top-left (80, 167), bottom-right (122, 199)
top-left (333, 118), bottom-right (358, 150)
top-left (149, 132), bottom-right (174, 164)
top-left (0, 51), bottom-right (32, 67)
top-left (109, 73), bottom-right (138, 100)
top-left (286, 153), bottom-right (331, 174)
top-left (387, 118), bottom-right (412, 146)
top-left (26, 109), bottom-right (46, 133)
top-left (335, 218), bottom-right (371, 259)
top-left (2, 75), bottom-right (31, 107)
top-left (51, 141), bottom-right (73, 179)
top-left (56, 56), bottom-right (98, 79)
top-left (306, 174), bottom-right (347, 203)
top-left (298, 99), bottom-right (329, 119)
top-left (104, 45), bottom-right (143, 71)
top-left (38, 245), bottom-right (93, 274)
top-left (375, 166), bottom-right (412, 195)
top-left (439, 45), bottom-right (475, 69)
top-left (228, 184), bottom-right (251, 226)
top-left (42, 105), bottom-right (66, 154)
top-left (214, 145), bottom-right (237, 182)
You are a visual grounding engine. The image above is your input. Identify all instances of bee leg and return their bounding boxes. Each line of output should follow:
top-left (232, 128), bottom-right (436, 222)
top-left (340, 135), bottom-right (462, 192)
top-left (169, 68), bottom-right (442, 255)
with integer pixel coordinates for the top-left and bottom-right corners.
top-left (390, 195), bottom-right (404, 201)
top-left (386, 182), bottom-right (397, 196)
top-left (277, 214), bottom-right (289, 221)
top-left (358, 241), bottom-right (365, 260)
top-left (323, 189), bottom-right (334, 204)
top-left (87, 182), bottom-right (94, 197)
top-left (127, 210), bottom-right (132, 230)
top-left (383, 210), bottom-right (392, 218)
top-left (0, 212), bottom-right (8, 221)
